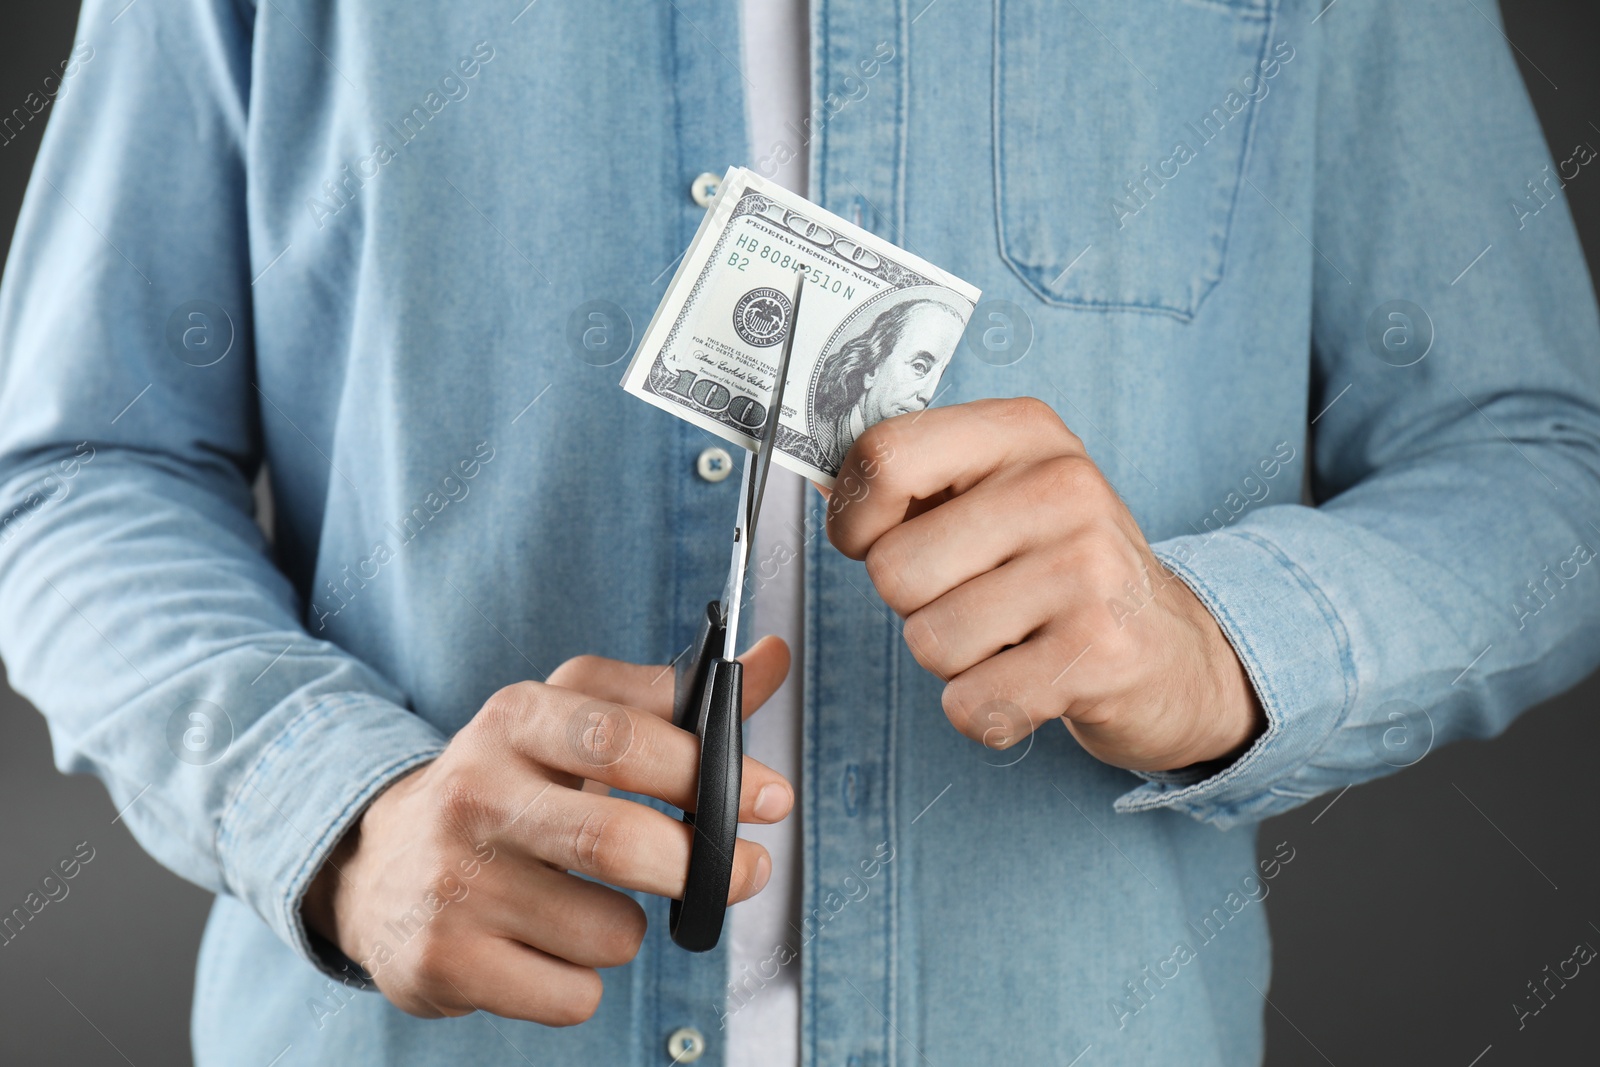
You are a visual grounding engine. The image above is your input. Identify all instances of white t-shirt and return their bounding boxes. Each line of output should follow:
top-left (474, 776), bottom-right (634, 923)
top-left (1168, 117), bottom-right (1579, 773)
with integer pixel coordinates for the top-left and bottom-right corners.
top-left (729, 2), bottom-right (808, 1064)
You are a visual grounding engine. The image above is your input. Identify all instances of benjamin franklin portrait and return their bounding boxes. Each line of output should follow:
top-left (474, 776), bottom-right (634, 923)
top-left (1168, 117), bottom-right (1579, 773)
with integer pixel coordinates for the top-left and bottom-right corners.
top-left (807, 293), bottom-right (966, 472)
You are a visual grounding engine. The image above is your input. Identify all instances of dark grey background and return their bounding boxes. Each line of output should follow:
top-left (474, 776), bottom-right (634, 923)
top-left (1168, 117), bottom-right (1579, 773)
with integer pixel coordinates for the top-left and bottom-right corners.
top-left (1, 3), bottom-right (1596, 1065)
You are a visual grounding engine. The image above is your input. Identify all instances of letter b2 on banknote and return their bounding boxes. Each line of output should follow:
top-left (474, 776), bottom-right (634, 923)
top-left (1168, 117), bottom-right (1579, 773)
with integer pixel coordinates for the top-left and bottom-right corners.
top-left (621, 167), bottom-right (981, 487)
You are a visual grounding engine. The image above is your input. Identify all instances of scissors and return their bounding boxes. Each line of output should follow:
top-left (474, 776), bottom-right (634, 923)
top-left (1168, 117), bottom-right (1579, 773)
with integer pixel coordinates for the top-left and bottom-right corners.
top-left (669, 270), bottom-right (803, 952)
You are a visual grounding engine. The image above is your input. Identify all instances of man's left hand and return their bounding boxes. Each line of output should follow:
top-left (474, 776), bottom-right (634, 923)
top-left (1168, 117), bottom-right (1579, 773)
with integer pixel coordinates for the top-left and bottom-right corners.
top-left (825, 397), bottom-right (1265, 773)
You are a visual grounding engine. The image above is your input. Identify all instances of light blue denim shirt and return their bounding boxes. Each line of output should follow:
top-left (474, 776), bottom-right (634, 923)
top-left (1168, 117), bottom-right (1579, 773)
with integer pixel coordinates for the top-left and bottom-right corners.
top-left (2, 0), bottom-right (1598, 1064)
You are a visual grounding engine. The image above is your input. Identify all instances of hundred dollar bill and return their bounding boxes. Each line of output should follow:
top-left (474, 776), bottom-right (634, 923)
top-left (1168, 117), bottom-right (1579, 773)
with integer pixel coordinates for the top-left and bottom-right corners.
top-left (621, 166), bottom-right (980, 487)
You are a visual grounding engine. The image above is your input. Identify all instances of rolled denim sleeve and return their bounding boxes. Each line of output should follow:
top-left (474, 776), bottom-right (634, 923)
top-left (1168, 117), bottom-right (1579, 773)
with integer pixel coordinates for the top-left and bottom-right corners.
top-left (1117, 0), bottom-right (1600, 828)
top-left (0, 0), bottom-right (447, 971)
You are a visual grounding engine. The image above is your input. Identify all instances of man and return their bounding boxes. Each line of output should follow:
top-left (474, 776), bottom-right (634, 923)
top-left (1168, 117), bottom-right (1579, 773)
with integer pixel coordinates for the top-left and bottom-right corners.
top-left (1, 1), bottom-right (1596, 1066)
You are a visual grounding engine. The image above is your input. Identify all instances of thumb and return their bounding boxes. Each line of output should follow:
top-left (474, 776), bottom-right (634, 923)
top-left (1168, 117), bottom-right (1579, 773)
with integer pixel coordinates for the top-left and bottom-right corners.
top-left (735, 634), bottom-right (791, 719)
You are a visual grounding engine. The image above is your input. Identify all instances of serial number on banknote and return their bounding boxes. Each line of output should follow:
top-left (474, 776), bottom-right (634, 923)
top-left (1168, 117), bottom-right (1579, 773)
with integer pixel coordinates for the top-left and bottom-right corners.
top-left (725, 235), bottom-right (861, 303)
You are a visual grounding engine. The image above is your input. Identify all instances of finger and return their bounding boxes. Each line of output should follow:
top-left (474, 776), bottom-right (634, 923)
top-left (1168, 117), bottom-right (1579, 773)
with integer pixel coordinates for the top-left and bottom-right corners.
top-left (517, 788), bottom-right (773, 904)
top-left (827, 397), bottom-right (1081, 560)
top-left (939, 624), bottom-right (1110, 746)
top-left (414, 930), bottom-right (605, 1027)
top-left (482, 685), bottom-right (794, 822)
top-left (546, 655), bottom-right (676, 718)
top-left (546, 635), bottom-right (791, 723)
top-left (864, 459), bottom-right (1093, 615)
top-left (477, 858), bottom-right (647, 970)
top-left (901, 555), bottom-right (1061, 680)
top-left (736, 635), bottom-right (791, 716)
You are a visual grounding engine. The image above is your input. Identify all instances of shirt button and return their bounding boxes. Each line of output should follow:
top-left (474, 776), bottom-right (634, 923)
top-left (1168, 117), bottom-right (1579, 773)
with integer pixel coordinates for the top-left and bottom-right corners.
top-left (666, 1026), bottom-right (706, 1062)
top-left (696, 446), bottom-right (734, 483)
top-left (690, 171), bottom-right (722, 207)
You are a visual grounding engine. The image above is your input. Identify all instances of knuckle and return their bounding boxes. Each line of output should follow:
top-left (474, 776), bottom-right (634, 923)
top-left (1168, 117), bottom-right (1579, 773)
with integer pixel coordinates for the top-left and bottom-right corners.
top-left (436, 772), bottom-right (500, 841)
top-left (863, 537), bottom-right (912, 611)
top-left (853, 418), bottom-right (901, 470)
top-left (999, 395), bottom-right (1047, 429)
top-left (408, 928), bottom-right (462, 993)
top-left (827, 521), bottom-right (868, 562)
top-left (1041, 537), bottom-right (1086, 588)
top-left (823, 499), bottom-right (857, 556)
top-left (1008, 396), bottom-right (1078, 447)
top-left (567, 701), bottom-right (637, 769)
top-left (1075, 525), bottom-right (1138, 595)
top-left (475, 682), bottom-right (539, 741)
top-left (857, 430), bottom-right (908, 496)
top-left (482, 681), bottom-right (533, 717)
top-left (825, 469), bottom-right (882, 556)
top-left (424, 861), bottom-right (472, 911)
top-left (901, 610), bottom-right (947, 676)
top-left (1010, 395), bottom-right (1055, 422)
top-left (490, 682), bottom-right (577, 759)
top-left (1037, 454), bottom-right (1099, 506)
top-left (547, 654), bottom-right (603, 690)
top-left (568, 807), bottom-right (622, 874)
top-left (833, 468), bottom-right (874, 507)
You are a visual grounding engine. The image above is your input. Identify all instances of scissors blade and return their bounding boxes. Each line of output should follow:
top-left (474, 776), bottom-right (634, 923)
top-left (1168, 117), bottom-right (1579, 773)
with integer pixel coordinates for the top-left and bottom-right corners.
top-left (745, 271), bottom-right (803, 547)
top-left (719, 270), bottom-right (804, 659)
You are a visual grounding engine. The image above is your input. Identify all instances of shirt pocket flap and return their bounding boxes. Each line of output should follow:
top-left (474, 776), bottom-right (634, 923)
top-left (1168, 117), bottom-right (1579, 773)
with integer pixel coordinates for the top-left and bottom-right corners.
top-left (994, 0), bottom-right (1284, 320)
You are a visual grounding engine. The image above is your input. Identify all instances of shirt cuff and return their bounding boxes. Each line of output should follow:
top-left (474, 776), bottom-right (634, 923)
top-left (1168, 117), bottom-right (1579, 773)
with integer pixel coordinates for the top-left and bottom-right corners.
top-left (1113, 526), bottom-right (1355, 829)
top-left (215, 691), bottom-right (447, 983)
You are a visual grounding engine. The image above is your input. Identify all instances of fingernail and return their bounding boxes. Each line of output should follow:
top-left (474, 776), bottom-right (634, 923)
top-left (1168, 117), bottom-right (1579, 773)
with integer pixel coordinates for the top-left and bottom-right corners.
top-left (754, 783), bottom-right (789, 821)
top-left (752, 852), bottom-right (771, 893)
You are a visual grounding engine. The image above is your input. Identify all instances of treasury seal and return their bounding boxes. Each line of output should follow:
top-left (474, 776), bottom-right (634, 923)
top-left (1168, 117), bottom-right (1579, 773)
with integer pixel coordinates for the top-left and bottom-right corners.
top-left (732, 287), bottom-right (792, 347)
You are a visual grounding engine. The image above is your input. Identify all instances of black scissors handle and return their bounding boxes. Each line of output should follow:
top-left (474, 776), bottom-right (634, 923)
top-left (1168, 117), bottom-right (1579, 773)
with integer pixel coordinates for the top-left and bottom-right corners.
top-left (669, 600), bottom-right (743, 951)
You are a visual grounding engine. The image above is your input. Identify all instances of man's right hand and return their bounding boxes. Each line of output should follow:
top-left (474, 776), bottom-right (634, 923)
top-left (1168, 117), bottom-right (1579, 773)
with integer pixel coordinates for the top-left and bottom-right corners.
top-left (301, 636), bottom-right (794, 1026)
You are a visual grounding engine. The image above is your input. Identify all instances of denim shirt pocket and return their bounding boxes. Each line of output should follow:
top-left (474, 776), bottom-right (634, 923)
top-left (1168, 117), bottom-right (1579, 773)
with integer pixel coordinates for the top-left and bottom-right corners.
top-left (993, 0), bottom-right (1279, 320)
